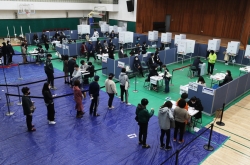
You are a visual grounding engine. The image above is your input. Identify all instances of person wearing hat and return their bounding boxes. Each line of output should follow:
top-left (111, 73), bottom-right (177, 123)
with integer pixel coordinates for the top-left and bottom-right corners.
top-left (105, 73), bottom-right (117, 109)
top-left (44, 54), bottom-right (56, 90)
top-left (80, 42), bottom-right (88, 58)
top-left (89, 75), bottom-right (100, 116)
top-left (87, 40), bottom-right (96, 61)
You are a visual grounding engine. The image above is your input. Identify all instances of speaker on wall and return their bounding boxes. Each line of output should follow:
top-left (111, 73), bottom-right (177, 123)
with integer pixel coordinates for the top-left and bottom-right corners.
top-left (126, 0), bottom-right (134, 12)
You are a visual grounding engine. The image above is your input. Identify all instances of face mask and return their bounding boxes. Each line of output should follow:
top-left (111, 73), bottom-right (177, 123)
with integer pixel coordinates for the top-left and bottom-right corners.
top-left (191, 102), bottom-right (195, 104)
top-left (135, 58), bottom-right (138, 60)
top-left (226, 73), bottom-right (228, 75)
top-left (155, 68), bottom-right (157, 70)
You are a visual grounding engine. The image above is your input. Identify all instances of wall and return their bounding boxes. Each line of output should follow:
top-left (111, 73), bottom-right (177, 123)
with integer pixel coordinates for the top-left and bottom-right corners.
top-left (240, 0), bottom-right (250, 48)
top-left (137, 0), bottom-right (247, 40)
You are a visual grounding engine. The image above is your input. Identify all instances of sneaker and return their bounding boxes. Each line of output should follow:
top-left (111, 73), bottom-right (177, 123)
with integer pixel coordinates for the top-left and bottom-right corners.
top-left (165, 146), bottom-right (172, 150)
top-left (178, 140), bottom-right (184, 144)
top-left (108, 106), bottom-right (114, 109)
top-left (28, 128), bottom-right (36, 132)
top-left (173, 138), bottom-right (176, 142)
top-left (160, 144), bottom-right (165, 149)
top-left (49, 121), bottom-right (56, 125)
top-left (142, 144), bottom-right (150, 149)
top-left (126, 103), bottom-right (131, 106)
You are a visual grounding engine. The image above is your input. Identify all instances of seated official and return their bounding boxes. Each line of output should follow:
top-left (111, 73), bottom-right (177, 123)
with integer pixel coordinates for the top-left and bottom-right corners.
top-left (97, 47), bottom-right (104, 60)
top-left (108, 45), bottom-right (115, 59)
top-left (192, 57), bottom-right (203, 76)
top-left (110, 30), bottom-right (115, 39)
top-left (108, 39), bottom-right (115, 49)
top-left (129, 49), bottom-right (136, 56)
top-left (196, 76), bottom-right (206, 87)
top-left (104, 32), bottom-right (109, 38)
top-left (187, 96), bottom-right (203, 119)
top-left (219, 70), bottom-right (233, 86)
top-left (92, 29), bottom-right (99, 38)
top-left (148, 65), bottom-right (159, 91)
top-left (148, 53), bottom-right (156, 68)
top-left (103, 40), bottom-right (108, 48)
top-left (118, 46), bottom-right (127, 59)
top-left (134, 56), bottom-right (144, 77)
top-left (142, 42), bottom-right (148, 54)
top-left (135, 37), bottom-right (140, 46)
top-left (103, 46), bottom-right (109, 54)
top-left (154, 48), bottom-right (163, 70)
top-left (135, 43), bottom-right (141, 54)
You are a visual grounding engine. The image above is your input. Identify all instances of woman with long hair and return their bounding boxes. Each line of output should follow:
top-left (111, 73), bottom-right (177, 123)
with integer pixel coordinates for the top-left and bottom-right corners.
top-left (197, 76), bottom-right (206, 86)
top-left (42, 82), bottom-right (56, 124)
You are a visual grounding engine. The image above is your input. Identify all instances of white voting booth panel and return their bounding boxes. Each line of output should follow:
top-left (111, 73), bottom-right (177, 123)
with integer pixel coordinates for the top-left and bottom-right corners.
top-left (177, 41), bottom-right (187, 54)
top-left (119, 32), bottom-right (134, 43)
top-left (77, 25), bottom-right (90, 34)
top-left (208, 39), bottom-right (221, 51)
top-left (185, 39), bottom-right (195, 54)
top-left (213, 39), bottom-right (221, 51)
top-left (118, 27), bottom-right (125, 33)
top-left (245, 45), bottom-right (250, 58)
top-left (174, 34), bottom-right (186, 45)
top-left (148, 31), bottom-right (158, 41)
top-left (113, 26), bottom-right (118, 33)
top-left (101, 24), bottom-right (109, 32)
top-left (226, 41), bottom-right (240, 54)
top-left (99, 21), bottom-right (107, 27)
top-left (161, 32), bottom-right (172, 43)
top-left (109, 26), bottom-right (114, 33)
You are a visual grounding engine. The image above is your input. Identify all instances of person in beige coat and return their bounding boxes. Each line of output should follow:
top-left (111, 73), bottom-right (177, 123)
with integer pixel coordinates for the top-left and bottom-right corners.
top-left (105, 73), bottom-right (117, 109)
top-left (21, 42), bottom-right (28, 63)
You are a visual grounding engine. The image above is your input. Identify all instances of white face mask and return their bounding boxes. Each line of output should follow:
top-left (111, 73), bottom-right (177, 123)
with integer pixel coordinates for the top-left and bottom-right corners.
top-left (135, 58), bottom-right (138, 60)
top-left (191, 102), bottom-right (195, 104)
top-left (226, 72), bottom-right (228, 75)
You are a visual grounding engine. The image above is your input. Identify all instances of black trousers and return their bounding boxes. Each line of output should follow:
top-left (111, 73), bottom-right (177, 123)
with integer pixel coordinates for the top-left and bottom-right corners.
top-left (8, 54), bottom-right (13, 64)
top-left (139, 123), bottom-right (148, 145)
top-left (108, 93), bottom-right (115, 107)
top-left (45, 71), bottom-right (54, 87)
top-left (174, 121), bottom-right (185, 141)
top-left (87, 52), bottom-right (96, 61)
top-left (90, 96), bottom-right (99, 115)
top-left (26, 115), bottom-right (33, 131)
top-left (3, 55), bottom-right (7, 65)
top-left (207, 62), bottom-right (215, 74)
top-left (160, 129), bottom-right (171, 146)
top-left (47, 103), bottom-right (55, 121)
top-left (120, 85), bottom-right (128, 103)
top-left (138, 67), bottom-right (144, 76)
top-left (69, 71), bottom-right (74, 84)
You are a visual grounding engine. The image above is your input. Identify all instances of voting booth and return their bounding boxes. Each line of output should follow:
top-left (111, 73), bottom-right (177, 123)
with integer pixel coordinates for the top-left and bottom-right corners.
top-left (245, 45), bottom-right (250, 58)
top-left (177, 39), bottom-right (195, 55)
top-left (174, 34), bottom-right (186, 45)
top-left (226, 41), bottom-right (240, 54)
top-left (109, 25), bottom-right (118, 33)
top-left (207, 39), bottom-right (221, 51)
top-left (148, 31), bottom-right (158, 41)
top-left (101, 24), bottom-right (109, 33)
top-left (119, 32), bottom-right (134, 43)
top-left (161, 32), bottom-right (172, 43)
top-left (77, 25), bottom-right (90, 34)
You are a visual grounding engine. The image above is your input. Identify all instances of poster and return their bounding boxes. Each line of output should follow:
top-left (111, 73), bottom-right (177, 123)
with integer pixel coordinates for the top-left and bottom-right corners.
top-left (118, 61), bottom-right (125, 68)
top-left (202, 87), bottom-right (214, 95)
top-left (102, 57), bottom-right (107, 63)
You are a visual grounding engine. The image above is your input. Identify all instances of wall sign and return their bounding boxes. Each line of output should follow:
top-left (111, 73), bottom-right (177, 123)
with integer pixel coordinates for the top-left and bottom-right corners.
top-left (118, 61), bottom-right (125, 68)
top-left (202, 87), bottom-right (215, 95)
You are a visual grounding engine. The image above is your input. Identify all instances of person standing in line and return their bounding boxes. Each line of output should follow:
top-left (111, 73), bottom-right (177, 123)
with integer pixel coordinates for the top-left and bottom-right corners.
top-left (21, 87), bottom-right (36, 132)
top-left (119, 68), bottom-right (131, 105)
top-left (42, 82), bottom-right (56, 125)
top-left (89, 75), bottom-right (100, 116)
top-left (44, 54), bottom-right (56, 90)
top-left (135, 98), bottom-right (154, 148)
top-left (63, 55), bottom-right (69, 84)
top-left (68, 56), bottom-right (77, 85)
top-left (158, 101), bottom-right (174, 150)
top-left (73, 80), bottom-right (84, 118)
top-left (162, 65), bottom-right (171, 93)
top-left (7, 41), bottom-right (14, 64)
top-left (87, 40), bottom-right (96, 61)
top-left (105, 73), bottom-right (117, 109)
top-left (80, 42), bottom-right (88, 58)
top-left (207, 50), bottom-right (217, 75)
top-left (20, 42), bottom-right (28, 63)
top-left (173, 99), bottom-right (189, 143)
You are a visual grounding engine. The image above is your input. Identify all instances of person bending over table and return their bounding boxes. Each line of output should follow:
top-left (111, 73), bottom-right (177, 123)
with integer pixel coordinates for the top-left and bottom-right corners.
top-left (148, 65), bottom-right (159, 91)
top-left (187, 96), bottom-right (203, 120)
top-left (154, 48), bottom-right (163, 71)
top-left (219, 70), bottom-right (233, 86)
top-left (207, 50), bottom-right (217, 75)
top-left (134, 56), bottom-right (144, 77)
top-left (162, 65), bottom-right (171, 93)
top-left (192, 57), bottom-right (203, 77)
top-left (196, 76), bottom-right (206, 87)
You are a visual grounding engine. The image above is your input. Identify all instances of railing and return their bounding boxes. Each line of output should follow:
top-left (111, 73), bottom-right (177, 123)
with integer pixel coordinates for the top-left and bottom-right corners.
top-left (0, 0), bottom-right (118, 4)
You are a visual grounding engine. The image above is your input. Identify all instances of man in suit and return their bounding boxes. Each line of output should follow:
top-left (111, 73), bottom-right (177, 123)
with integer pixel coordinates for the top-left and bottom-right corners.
top-left (87, 40), bottom-right (96, 61)
top-left (68, 56), bottom-right (77, 85)
top-left (142, 42), bottom-right (148, 54)
top-left (89, 75), bottom-right (100, 117)
top-left (118, 46), bottom-right (127, 59)
top-left (148, 53), bottom-right (156, 68)
top-left (192, 57), bottom-right (203, 76)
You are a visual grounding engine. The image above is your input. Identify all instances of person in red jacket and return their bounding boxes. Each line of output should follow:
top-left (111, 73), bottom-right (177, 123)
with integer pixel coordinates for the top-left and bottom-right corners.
top-left (80, 42), bottom-right (88, 58)
top-left (73, 80), bottom-right (84, 118)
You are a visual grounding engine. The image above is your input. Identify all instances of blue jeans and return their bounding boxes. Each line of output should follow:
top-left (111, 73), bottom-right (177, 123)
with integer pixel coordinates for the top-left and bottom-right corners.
top-left (165, 79), bottom-right (170, 93)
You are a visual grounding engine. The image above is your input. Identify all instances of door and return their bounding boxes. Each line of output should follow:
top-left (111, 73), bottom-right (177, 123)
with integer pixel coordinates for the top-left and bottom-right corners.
top-left (165, 15), bottom-right (171, 32)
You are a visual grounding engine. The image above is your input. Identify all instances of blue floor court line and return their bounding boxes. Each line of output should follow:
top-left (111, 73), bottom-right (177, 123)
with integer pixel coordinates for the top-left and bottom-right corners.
top-left (0, 62), bottom-right (228, 165)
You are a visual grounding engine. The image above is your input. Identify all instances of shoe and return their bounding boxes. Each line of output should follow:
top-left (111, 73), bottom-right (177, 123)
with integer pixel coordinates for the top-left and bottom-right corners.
top-left (126, 103), bottom-right (131, 106)
top-left (28, 128), bottom-right (36, 132)
top-left (49, 121), bottom-right (56, 125)
top-left (64, 81), bottom-right (67, 84)
top-left (108, 106), bottom-right (114, 109)
top-left (32, 124), bottom-right (35, 127)
top-left (173, 138), bottom-right (176, 142)
top-left (94, 113), bottom-right (100, 117)
top-left (142, 144), bottom-right (150, 148)
top-left (76, 115), bottom-right (83, 118)
top-left (178, 140), bottom-right (184, 144)
top-left (138, 141), bottom-right (143, 145)
top-left (165, 146), bottom-right (172, 150)
top-left (160, 144), bottom-right (165, 149)
top-left (51, 87), bottom-right (57, 90)
top-left (80, 111), bottom-right (85, 115)
top-left (121, 101), bottom-right (124, 103)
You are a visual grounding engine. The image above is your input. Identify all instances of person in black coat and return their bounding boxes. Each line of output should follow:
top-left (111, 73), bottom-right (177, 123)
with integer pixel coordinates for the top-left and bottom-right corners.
top-left (160, 43), bottom-right (165, 50)
top-left (118, 46), bottom-right (127, 59)
top-left (68, 56), bottom-right (77, 83)
top-left (89, 75), bottom-right (100, 116)
top-left (45, 40), bottom-right (50, 52)
top-left (108, 39), bottom-right (114, 48)
top-left (129, 49), bottom-right (136, 56)
top-left (142, 42), bottom-right (148, 54)
top-left (44, 54), bottom-right (56, 89)
top-left (6, 41), bottom-right (14, 64)
top-left (108, 45), bottom-right (115, 59)
top-left (41, 32), bottom-right (47, 43)
top-left (192, 57), bottom-right (203, 76)
top-left (110, 30), bottom-right (115, 39)
top-left (134, 56), bottom-right (144, 77)
top-left (219, 70), bottom-right (233, 86)
top-left (42, 82), bottom-right (56, 124)
top-left (1, 42), bottom-right (8, 65)
top-left (84, 62), bottom-right (95, 84)
top-left (148, 53), bottom-right (156, 68)
top-left (154, 48), bottom-right (163, 70)
top-left (187, 96), bottom-right (203, 119)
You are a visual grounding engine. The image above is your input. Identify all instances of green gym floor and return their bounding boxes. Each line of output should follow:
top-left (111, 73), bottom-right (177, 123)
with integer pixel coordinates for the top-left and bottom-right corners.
top-left (13, 45), bottom-right (249, 127)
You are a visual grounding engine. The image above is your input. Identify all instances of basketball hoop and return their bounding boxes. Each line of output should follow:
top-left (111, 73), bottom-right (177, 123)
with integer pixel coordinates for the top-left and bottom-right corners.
top-left (18, 4), bottom-right (35, 17)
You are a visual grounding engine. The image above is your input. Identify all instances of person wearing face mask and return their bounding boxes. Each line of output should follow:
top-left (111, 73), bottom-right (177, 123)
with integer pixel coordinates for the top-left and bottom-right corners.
top-left (187, 96), bottom-right (203, 120)
top-left (22, 87), bottom-right (36, 132)
top-left (103, 46), bottom-right (109, 54)
top-left (207, 50), bottom-right (217, 75)
top-left (108, 45), bottom-right (115, 59)
top-left (108, 39), bottom-right (114, 49)
top-left (135, 43), bottom-right (141, 55)
top-left (119, 68), bottom-right (131, 105)
top-left (6, 41), bottom-right (14, 64)
top-left (162, 65), bottom-right (171, 93)
top-left (154, 48), bottom-right (163, 70)
top-left (148, 53), bottom-right (156, 69)
top-left (135, 37), bottom-right (140, 46)
top-left (219, 70), bottom-right (233, 86)
top-left (129, 49), bottom-right (136, 56)
top-left (134, 56), bottom-right (144, 77)
top-left (97, 47), bottom-right (103, 60)
top-left (95, 40), bottom-right (101, 52)
top-left (44, 54), bottom-right (56, 90)
top-left (118, 46), bottom-right (127, 59)
top-left (142, 42), bottom-right (148, 54)
top-left (105, 73), bottom-right (117, 109)
top-left (92, 29), bottom-right (99, 38)
top-left (158, 101), bottom-right (174, 150)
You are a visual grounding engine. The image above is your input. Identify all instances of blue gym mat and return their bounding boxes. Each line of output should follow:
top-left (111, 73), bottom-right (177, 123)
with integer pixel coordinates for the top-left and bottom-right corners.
top-left (0, 54), bottom-right (229, 165)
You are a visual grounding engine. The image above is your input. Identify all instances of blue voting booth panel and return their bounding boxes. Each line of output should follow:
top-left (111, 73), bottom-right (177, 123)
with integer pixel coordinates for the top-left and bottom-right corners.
top-left (76, 43), bottom-right (82, 55)
top-left (158, 50), bottom-right (165, 64)
top-left (170, 39), bottom-right (175, 49)
top-left (164, 48), bottom-right (176, 64)
top-left (114, 58), bottom-right (129, 80)
top-left (193, 43), bottom-right (200, 57)
top-left (107, 58), bottom-right (115, 76)
top-left (188, 85), bottom-right (214, 115)
top-left (56, 46), bottom-right (63, 55)
top-left (235, 73), bottom-right (248, 98)
top-left (198, 44), bottom-right (208, 58)
top-left (212, 85), bottom-right (228, 114)
top-left (225, 79), bottom-right (239, 105)
top-left (102, 60), bottom-right (109, 76)
top-left (245, 73), bottom-right (250, 91)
